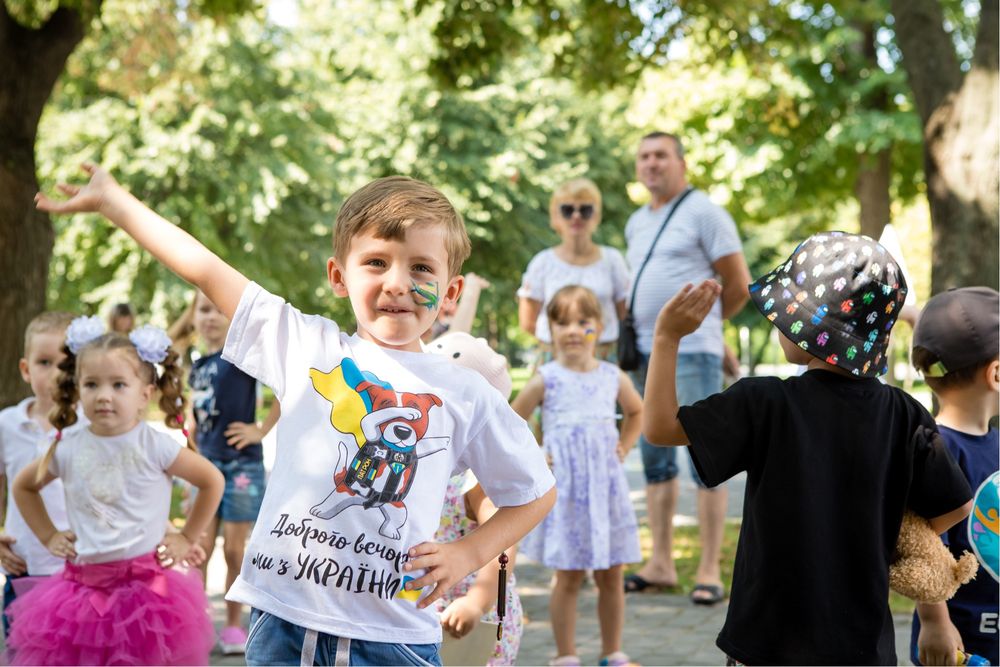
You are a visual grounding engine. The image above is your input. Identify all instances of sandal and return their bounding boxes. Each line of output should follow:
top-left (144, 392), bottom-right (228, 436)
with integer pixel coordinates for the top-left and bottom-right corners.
top-left (690, 583), bottom-right (725, 605)
top-left (600, 651), bottom-right (639, 666)
top-left (549, 656), bottom-right (582, 666)
top-left (623, 573), bottom-right (677, 593)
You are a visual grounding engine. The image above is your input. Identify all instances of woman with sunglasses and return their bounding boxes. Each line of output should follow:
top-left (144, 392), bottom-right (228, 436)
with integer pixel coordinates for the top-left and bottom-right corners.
top-left (518, 178), bottom-right (630, 362)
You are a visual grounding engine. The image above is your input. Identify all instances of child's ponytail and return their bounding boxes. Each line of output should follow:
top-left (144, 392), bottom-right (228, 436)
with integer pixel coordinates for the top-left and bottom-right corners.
top-left (37, 314), bottom-right (107, 483)
top-left (158, 347), bottom-right (196, 451)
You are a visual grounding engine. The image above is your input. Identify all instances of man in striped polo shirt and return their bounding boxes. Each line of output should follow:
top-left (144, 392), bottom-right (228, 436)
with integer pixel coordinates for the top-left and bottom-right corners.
top-left (623, 131), bottom-right (750, 605)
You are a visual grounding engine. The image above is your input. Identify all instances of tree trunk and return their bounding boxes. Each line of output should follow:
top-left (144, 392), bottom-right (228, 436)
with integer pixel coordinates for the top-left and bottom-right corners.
top-left (891, 0), bottom-right (999, 293)
top-left (0, 6), bottom-right (88, 408)
top-left (853, 22), bottom-right (891, 241)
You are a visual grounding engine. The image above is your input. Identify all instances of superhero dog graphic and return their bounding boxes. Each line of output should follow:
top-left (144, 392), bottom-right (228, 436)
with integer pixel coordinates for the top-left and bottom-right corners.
top-left (308, 358), bottom-right (448, 540)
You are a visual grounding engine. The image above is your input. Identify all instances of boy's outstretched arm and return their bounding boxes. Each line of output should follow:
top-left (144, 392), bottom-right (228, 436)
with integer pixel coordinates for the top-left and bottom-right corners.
top-left (643, 280), bottom-right (722, 446)
top-left (35, 163), bottom-right (248, 319)
top-left (402, 486), bottom-right (556, 610)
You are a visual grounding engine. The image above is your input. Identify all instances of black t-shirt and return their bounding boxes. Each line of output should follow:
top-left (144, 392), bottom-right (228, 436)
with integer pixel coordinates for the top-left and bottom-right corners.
top-left (189, 351), bottom-right (262, 462)
top-left (678, 369), bottom-right (972, 666)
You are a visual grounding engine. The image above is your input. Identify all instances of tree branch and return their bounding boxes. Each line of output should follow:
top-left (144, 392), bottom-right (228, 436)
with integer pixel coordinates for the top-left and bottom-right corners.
top-left (890, 0), bottom-right (962, 124)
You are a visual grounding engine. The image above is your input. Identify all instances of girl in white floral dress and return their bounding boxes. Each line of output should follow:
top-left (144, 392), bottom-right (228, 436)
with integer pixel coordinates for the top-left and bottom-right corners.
top-left (512, 286), bottom-right (643, 667)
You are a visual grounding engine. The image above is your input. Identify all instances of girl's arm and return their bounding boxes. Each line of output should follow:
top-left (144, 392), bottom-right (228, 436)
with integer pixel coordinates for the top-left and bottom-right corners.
top-left (12, 460), bottom-right (77, 560)
top-left (509, 374), bottom-right (544, 423)
top-left (517, 298), bottom-right (542, 338)
top-left (643, 281), bottom-right (721, 445)
top-left (35, 164), bottom-right (248, 319)
top-left (439, 484), bottom-right (504, 638)
top-left (161, 449), bottom-right (224, 564)
top-left (615, 370), bottom-right (643, 461)
top-left (447, 273), bottom-right (489, 335)
top-left (225, 399), bottom-right (281, 450)
top-left (404, 485), bottom-right (556, 610)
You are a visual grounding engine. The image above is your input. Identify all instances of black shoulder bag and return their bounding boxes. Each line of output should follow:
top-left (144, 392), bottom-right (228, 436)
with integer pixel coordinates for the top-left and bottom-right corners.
top-left (618, 187), bottom-right (694, 371)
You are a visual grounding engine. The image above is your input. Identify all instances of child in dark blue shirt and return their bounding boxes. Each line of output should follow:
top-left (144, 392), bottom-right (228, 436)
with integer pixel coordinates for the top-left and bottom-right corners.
top-left (183, 290), bottom-right (280, 655)
top-left (909, 287), bottom-right (999, 667)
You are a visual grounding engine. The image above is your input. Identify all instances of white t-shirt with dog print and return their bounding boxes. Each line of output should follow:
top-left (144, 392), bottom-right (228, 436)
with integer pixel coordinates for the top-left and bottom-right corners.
top-left (223, 282), bottom-right (554, 644)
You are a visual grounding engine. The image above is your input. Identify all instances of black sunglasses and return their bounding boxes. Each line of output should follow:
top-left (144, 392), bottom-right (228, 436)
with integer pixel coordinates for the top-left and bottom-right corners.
top-left (559, 203), bottom-right (596, 220)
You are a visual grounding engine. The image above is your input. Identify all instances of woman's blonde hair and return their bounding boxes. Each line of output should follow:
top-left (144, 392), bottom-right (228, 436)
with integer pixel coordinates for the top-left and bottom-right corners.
top-left (38, 333), bottom-right (193, 482)
top-left (549, 178), bottom-right (603, 220)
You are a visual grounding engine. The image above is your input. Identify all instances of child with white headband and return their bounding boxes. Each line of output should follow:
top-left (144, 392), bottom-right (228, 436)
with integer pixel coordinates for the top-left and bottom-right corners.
top-left (6, 317), bottom-right (224, 666)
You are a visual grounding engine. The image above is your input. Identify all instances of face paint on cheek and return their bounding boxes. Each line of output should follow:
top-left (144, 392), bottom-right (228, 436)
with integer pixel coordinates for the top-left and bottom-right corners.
top-left (584, 328), bottom-right (597, 342)
top-left (410, 280), bottom-right (440, 310)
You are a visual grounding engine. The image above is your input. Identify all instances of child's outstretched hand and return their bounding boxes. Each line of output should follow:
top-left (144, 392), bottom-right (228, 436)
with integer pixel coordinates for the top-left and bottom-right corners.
top-left (45, 530), bottom-right (77, 561)
top-left (34, 162), bottom-right (119, 216)
top-left (440, 596), bottom-right (484, 638)
top-left (403, 540), bottom-right (479, 610)
top-left (654, 280), bottom-right (723, 339)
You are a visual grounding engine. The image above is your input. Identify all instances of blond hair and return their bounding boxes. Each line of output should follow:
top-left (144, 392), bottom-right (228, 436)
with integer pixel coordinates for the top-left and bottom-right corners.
top-left (549, 178), bottom-right (603, 219)
top-left (334, 176), bottom-right (471, 278)
top-left (23, 311), bottom-right (75, 356)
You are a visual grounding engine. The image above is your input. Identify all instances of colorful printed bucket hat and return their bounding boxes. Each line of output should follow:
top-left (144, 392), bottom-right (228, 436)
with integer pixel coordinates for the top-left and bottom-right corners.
top-left (749, 231), bottom-right (907, 377)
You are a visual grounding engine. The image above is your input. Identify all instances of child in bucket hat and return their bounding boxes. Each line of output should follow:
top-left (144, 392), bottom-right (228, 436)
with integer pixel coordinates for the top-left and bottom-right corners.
top-left (748, 231), bottom-right (907, 377)
top-left (640, 231), bottom-right (973, 665)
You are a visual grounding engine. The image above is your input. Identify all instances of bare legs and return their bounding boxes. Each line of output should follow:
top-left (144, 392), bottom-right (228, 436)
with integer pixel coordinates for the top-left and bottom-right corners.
top-left (692, 486), bottom-right (727, 601)
top-left (635, 478), bottom-right (678, 586)
top-left (198, 517), bottom-right (252, 627)
top-left (551, 566), bottom-right (626, 659)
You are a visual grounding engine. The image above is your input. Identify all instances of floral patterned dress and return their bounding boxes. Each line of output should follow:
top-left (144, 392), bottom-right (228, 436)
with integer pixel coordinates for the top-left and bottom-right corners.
top-left (521, 361), bottom-right (641, 570)
top-left (434, 472), bottom-right (522, 665)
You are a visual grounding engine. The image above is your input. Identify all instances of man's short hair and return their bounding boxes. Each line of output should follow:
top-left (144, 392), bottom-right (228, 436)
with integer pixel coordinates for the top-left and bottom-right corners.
top-left (24, 311), bottom-right (75, 355)
top-left (640, 131), bottom-right (685, 158)
top-left (334, 176), bottom-right (471, 278)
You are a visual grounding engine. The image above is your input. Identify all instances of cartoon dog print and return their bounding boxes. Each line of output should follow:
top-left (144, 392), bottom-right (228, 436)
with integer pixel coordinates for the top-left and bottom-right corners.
top-left (308, 359), bottom-right (448, 540)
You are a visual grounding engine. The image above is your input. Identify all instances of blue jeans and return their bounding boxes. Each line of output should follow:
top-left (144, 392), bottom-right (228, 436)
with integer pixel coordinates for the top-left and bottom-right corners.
top-left (245, 609), bottom-right (441, 666)
top-left (211, 457), bottom-right (266, 522)
top-left (629, 352), bottom-right (724, 489)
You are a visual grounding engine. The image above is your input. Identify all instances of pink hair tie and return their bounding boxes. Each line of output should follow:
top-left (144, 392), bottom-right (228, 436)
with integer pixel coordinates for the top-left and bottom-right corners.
top-left (175, 415), bottom-right (190, 440)
top-left (55, 430), bottom-right (62, 442)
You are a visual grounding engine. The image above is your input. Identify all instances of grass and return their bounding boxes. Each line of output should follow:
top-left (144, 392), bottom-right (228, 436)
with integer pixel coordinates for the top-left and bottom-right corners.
top-left (624, 520), bottom-right (916, 615)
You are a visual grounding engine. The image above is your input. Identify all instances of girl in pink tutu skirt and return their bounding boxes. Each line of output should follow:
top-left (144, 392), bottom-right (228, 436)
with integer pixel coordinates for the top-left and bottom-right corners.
top-left (7, 316), bottom-right (224, 666)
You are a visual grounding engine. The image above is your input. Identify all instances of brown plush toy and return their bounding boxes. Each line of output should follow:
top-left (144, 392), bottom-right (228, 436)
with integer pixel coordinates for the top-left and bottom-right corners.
top-left (889, 510), bottom-right (979, 603)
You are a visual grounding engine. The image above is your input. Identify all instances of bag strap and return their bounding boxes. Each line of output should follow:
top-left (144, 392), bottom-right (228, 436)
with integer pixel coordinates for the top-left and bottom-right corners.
top-left (627, 187), bottom-right (695, 311)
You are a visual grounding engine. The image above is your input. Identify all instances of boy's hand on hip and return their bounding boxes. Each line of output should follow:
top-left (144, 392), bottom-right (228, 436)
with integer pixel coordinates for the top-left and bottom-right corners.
top-left (403, 540), bottom-right (478, 609)
top-left (654, 280), bottom-right (722, 339)
top-left (0, 535), bottom-right (27, 575)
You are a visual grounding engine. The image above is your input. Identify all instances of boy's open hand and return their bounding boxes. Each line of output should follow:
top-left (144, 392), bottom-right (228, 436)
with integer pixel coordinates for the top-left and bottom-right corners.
top-left (0, 534), bottom-right (27, 576)
top-left (45, 530), bottom-right (77, 561)
top-left (34, 162), bottom-right (119, 216)
top-left (403, 540), bottom-right (479, 610)
top-left (654, 280), bottom-right (723, 339)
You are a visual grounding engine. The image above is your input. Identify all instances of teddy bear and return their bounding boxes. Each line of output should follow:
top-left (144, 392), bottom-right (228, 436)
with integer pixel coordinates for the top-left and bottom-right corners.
top-left (889, 510), bottom-right (979, 603)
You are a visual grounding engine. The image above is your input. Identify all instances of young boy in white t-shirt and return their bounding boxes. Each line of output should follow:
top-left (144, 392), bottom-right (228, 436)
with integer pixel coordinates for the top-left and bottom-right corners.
top-left (0, 311), bottom-right (86, 637)
top-left (36, 164), bottom-right (556, 665)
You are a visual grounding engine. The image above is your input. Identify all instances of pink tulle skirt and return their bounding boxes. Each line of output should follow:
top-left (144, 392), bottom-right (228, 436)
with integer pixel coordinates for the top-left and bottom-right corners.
top-left (6, 551), bottom-right (213, 666)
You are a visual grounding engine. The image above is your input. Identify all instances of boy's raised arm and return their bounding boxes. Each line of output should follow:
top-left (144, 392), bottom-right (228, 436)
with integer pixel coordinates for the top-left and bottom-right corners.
top-left (36, 163), bottom-right (248, 319)
top-left (643, 280), bottom-right (722, 446)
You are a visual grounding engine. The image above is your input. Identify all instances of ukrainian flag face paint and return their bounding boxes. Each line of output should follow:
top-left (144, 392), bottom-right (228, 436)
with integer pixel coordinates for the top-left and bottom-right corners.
top-left (410, 280), bottom-right (440, 310)
top-left (584, 328), bottom-right (597, 342)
